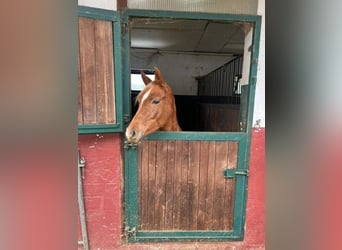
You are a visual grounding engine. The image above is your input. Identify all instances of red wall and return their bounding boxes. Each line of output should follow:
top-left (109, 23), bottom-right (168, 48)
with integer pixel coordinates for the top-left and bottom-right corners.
top-left (78, 128), bottom-right (264, 249)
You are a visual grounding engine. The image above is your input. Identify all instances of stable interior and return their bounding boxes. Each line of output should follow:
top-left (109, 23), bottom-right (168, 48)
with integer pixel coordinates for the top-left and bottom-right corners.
top-left (130, 17), bottom-right (252, 132)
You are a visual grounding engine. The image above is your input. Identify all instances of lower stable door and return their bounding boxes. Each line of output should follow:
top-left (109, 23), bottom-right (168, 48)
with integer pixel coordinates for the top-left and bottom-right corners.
top-left (124, 132), bottom-right (249, 242)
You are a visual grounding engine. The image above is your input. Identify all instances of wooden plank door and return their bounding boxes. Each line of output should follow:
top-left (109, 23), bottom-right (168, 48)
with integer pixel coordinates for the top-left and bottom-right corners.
top-left (137, 139), bottom-right (239, 231)
top-left (77, 7), bottom-right (123, 134)
top-left (78, 16), bottom-right (116, 125)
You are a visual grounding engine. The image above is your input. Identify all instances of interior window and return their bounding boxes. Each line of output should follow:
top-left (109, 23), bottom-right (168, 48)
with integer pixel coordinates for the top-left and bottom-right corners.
top-left (131, 71), bottom-right (154, 91)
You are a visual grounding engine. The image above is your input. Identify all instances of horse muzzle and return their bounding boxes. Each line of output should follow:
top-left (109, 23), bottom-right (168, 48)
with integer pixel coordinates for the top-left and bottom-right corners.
top-left (125, 127), bottom-right (144, 144)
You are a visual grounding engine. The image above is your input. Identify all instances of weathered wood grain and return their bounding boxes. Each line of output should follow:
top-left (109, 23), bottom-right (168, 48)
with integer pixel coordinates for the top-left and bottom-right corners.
top-left (138, 140), bottom-right (237, 231)
top-left (78, 17), bottom-right (116, 125)
top-left (79, 17), bottom-right (96, 124)
top-left (94, 20), bottom-right (115, 124)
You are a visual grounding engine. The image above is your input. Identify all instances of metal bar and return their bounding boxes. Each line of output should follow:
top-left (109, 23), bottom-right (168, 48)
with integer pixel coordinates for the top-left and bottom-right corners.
top-left (78, 124), bottom-right (121, 134)
top-left (123, 9), bottom-right (261, 23)
top-left (145, 131), bottom-right (247, 141)
top-left (78, 151), bottom-right (89, 250)
top-left (129, 231), bottom-right (242, 242)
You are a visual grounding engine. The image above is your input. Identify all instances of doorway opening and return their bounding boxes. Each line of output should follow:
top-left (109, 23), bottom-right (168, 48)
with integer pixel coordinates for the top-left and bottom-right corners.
top-left (129, 17), bottom-right (253, 132)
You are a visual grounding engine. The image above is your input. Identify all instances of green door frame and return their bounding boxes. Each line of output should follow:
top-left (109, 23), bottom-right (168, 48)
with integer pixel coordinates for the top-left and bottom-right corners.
top-left (122, 9), bottom-right (261, 242)
top-left (77, 6), bottom-right (124, 134)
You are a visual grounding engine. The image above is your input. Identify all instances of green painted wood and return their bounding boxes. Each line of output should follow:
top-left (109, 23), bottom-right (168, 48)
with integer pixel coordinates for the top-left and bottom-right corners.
top-left (112, 18), bottom-right (124, 131)
top-left (232, 135), bottom-right (247, 236)
top-left (123, 9), bottom-right (261, 23)
top-left (223, 169), bottom-right (248, 178)
top-left (239, 85), bottom-right (248, 131)
top-left (132, 231), bottom-right (242, 242)
top-left (121, 14), bottom-right (132, 129)
top-left (78, 6), bottom-right (117, 21)
top-left (77, 124), bottom-right (121, 134)
top-left (121, 9), bottom-right (262, 242)
top-left (145, 131), bottom-right (246, 141)
top-left (124, 145), bottom-right (139, 230)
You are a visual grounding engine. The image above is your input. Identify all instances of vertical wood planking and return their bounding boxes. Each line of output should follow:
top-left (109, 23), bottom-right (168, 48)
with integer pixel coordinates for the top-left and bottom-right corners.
top-left (197, 141), bottom-right (209, 230)
top-left (228, 142), bottom-right (238, 169)
top-left (223, 177), bottom-right (236, 230)
top-left (78, 17), bottom-right (116, 125)
top-left (147, 140), bottom-right (157, 229)
top-left (138, 140), bottom-right (149, 230)
top-left (204, 141), bottom-right (216, 229)
top-left (223, 141), bottom-right (239, 230)
top-left (172, 140), bottom-right (183, 229)
top-left (164, 140), bottom-right (175, 230)
top-left (138, 140), bottom-right (238, 231)
top-left (154, 141), bottom-right (167, 229)
top-left (179, 141), bottom-right (190, 229)
top-left (94, 20), bottom-right (115, 124)
top-left (77, 40), bottom-right (83, 124)
top-left (188, 141), bottom-right (200, 230)
top-left (79, 17), bottom-right (97, 124)
top-left (212, 141), bottom-right (229, 229)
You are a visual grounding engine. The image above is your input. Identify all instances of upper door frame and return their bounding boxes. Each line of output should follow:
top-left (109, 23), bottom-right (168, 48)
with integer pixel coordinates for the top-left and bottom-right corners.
top-left (121, 9), bottom-right (261, 136)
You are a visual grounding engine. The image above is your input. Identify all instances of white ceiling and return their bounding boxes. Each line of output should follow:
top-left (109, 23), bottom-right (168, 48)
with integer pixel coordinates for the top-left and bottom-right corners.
top-left (130, 18), bottom-right (246, 55)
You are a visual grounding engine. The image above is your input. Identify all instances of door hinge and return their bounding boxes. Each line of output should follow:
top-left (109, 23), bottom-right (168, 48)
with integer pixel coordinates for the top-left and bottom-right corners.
top-left (121, 22), bottom-right (128, 34)
top-left (124, 226), bottom-right (136, 240)
top-left (123, 114), bottom-right (130, 124)
top-left (223, 169), bottom-right (249, 179)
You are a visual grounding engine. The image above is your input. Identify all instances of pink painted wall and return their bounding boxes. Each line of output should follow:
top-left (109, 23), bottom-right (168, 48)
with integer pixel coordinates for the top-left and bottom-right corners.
top-left (78, 128), bottom-right (264, 249)
top-left (78, 133), bottom-right (122, 249)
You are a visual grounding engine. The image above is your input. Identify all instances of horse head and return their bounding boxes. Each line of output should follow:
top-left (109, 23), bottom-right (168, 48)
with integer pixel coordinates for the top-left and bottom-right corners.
top-left (126, 67), bottom-right (181, 144)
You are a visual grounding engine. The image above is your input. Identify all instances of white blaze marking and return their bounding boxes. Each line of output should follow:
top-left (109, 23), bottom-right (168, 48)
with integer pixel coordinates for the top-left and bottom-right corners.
top-left (141, 89), bottom-right (151, 104)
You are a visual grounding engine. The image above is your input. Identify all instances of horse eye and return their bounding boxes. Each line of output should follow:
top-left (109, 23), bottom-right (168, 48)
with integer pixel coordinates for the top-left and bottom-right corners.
top-left (151, 99), bottom-right (160, 104)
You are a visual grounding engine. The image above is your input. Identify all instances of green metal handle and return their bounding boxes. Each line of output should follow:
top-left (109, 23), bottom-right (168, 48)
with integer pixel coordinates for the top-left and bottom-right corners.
top-left (223, 169), bottom-right (249, 179)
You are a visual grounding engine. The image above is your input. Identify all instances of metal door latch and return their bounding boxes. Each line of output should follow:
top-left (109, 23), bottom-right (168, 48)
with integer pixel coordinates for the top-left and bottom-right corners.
top-left (124, 141), bottom-right (138, 149)
top-left (124, 226), bottom-right (136, 239)
top-left (78, 151), bottom-right (86, 179)
top-left (223, 169), bottom-right (249, 179)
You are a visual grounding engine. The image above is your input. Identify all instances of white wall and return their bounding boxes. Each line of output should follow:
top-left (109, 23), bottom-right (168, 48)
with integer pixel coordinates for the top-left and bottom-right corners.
top-left (78, 0), bottom-right (116, 10)
top-left (131, 50), bottom-right (234, 95)
top-left (241, 26), bottom-right (253, 86)
top-left (253, 0), bottom-right (265, 128)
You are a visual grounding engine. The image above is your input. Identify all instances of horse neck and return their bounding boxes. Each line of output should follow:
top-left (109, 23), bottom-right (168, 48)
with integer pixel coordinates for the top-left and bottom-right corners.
top-left (169, 115), bottom-right (181, 131)
top-left (159, 83), bottom-right (182, 131)
top-left (160, 108), bottom-right (181, 131)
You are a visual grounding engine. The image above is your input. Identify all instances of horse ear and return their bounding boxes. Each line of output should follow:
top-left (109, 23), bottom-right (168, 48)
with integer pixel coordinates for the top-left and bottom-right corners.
top-left (141, 71), bottom-right (152, 85)
top-left (154, 67), bottom-right (164, 83)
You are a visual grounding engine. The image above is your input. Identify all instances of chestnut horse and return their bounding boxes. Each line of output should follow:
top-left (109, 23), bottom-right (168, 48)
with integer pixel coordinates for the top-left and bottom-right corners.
top-left (126, 67), bottom-right (181, 144)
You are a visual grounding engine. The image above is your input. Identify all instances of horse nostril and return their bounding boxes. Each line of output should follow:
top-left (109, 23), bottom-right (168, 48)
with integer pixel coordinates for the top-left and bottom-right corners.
top-left (131, 130), bottom-right (136, 138)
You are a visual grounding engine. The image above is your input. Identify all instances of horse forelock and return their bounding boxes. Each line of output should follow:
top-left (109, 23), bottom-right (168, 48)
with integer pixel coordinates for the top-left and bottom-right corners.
top-left (136, 83), bottom-right (152, 105)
